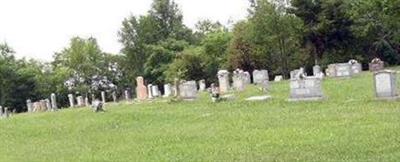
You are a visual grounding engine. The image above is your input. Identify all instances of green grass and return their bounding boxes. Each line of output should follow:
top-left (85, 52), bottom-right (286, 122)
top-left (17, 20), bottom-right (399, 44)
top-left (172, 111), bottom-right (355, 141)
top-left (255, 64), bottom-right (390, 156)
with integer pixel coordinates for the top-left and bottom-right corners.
top-left (2, 71), bottom-right (400, 161)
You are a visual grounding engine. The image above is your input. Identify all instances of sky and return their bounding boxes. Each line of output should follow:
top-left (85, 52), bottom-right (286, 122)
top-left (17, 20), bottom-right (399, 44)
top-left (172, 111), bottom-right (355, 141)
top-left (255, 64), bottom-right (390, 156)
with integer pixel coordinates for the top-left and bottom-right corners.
top-left (0, 0), bottom-right (250, 62)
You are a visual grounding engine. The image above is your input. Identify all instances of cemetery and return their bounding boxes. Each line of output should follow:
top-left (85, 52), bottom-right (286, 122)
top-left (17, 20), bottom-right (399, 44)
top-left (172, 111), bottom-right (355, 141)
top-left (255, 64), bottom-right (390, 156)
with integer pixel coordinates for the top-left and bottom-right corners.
top-left (2, 64), bottom-right (400, 161)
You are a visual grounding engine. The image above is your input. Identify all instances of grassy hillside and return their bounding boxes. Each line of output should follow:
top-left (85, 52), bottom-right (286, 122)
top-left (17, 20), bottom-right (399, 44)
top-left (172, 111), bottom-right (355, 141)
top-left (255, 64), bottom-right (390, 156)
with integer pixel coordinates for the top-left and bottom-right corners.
top-left (1, 71), bottom-right (400, 161)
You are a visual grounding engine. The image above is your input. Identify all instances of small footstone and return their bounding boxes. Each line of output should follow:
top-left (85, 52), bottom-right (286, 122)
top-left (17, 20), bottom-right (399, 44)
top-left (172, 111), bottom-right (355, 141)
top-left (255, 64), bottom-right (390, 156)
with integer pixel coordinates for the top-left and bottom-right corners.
top-left (245, 95), bottom-right (271, 101)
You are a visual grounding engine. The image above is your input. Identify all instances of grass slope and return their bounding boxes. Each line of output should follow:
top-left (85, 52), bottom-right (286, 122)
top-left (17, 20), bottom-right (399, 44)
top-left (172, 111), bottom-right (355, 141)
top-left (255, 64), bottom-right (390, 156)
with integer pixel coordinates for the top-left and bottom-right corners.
top-left (1, 72), bottom-right (400, 161)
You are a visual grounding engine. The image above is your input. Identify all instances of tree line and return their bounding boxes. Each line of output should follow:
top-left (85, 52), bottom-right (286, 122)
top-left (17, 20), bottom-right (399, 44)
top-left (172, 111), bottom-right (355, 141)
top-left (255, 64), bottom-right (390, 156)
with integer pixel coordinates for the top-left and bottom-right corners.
top-left (0, 0), bottom-right (399, 112)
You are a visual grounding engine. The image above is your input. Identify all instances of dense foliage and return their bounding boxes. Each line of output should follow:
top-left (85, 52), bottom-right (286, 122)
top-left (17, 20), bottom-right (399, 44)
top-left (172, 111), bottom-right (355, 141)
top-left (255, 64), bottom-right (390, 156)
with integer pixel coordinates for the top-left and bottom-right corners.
top-left (0, 0), bottom-right (399, 112)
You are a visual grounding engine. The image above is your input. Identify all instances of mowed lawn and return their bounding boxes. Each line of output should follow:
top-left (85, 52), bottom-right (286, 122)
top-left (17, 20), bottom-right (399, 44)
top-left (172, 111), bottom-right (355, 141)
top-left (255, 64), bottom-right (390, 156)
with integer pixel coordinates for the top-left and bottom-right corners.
top-left (1, 71), bottom-right (400, 161)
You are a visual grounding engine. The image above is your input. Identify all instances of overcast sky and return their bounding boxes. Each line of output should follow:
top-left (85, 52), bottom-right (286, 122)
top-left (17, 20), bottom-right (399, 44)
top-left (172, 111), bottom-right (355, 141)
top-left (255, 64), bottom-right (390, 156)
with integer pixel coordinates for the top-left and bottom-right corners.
top-left (0, 0), bottom-right (249, 61)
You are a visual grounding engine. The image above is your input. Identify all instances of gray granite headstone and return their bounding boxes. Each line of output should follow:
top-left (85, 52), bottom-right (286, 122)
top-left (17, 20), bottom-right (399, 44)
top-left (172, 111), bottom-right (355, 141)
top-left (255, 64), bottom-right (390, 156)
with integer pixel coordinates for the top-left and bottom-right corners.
top-left (335, 63), bottom-right (352, 77)
top-left (199, 80), bottom-right (206, 91)
top-left (151, 85), bottom-right (160, 97)
top-left (68, 94), bottom-right (74, 108)
top-left (179, 81), bottom-right (198, 100)
top-left (253, 70), bottom-right (269, 84)
top-left (274, 75), bottom-right (283, 82)
top-left (374, 70), bottom-right (398, 100)
top-left (232, 69), bottom-right (246, 92)
top-left (147, 84), bottom-right (154, 99)
top-left (163, 84), bottom-right (172, 97)
top-left (349, 60), bottom-right (362, 74)
top-left (50, 93), bottom-right (57, 110)
top-left (243, 72), bottom-right (251, 84)
top-left (27, 99), bottom-right (33, 112)
top-left (289, 77), bottom-right (324, 101)
top-left (217, 70), bottom-right (230, 94)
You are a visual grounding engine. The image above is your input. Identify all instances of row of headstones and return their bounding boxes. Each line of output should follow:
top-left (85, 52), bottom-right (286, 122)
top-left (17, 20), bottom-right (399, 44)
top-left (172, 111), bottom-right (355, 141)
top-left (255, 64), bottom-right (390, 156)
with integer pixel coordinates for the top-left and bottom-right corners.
top-left (136, 77), bottom-right (205, 101)
top-left (217, 69), bottom-right (271, 94)
top-left (26, 93), bottom-right (58, 113)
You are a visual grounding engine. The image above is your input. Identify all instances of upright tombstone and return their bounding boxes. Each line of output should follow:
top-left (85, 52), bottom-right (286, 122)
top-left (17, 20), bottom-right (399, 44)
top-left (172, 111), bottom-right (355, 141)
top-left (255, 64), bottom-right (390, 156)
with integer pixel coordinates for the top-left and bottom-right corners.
top-left (147, 84), bottom-right (154, 99)
top-left (85, 97), bottom-right (90, 107)
top-left (45, 99), bottom-right (51, 111)
top-left (243, 72), bottom-right (251, 85)
top-left (289, 69), bottom-right (324, 101)
top-left (27, 99), bottom-right (33, 112)
top-left (124, 90), bottom-right (130, 101)
top-left (349, 59), bottom-right (362, 74)
top-left (163, 84), bottom-right (173, 97)
top-left (232, 69), bottom-right (246, 92)
top-left (253, 70), bottom-right (269, 84)
top-left (40, 100), bottom-right (47, 111)
top-left (50, 93), bottom-right (57, 110)
top-left (136, 77), bottom-right (148, 101)
top-left (313, 65), bottom-right (321, 76)
top-left (217, 70), bottom-right (230, 94)
top-left (374, 70), bottom-right (399, 100)
top-left (369, 58), bottom-right (384, 72)
top-left (68, 94), bottom-right (74, 108)
top-left (335, 63), bottom-right (352, 77)
top-left (198, 80), bottom-right (206, 91)
top-left (151, 85), bottom-right (160, 98)
top-left (290, 69), bottom-right (301, 80)
top-left (0, 106), bottom-right (3, 118)
top-left (179, 81), bottom-right (198, 100)
top-left (76, 96), bottom-right (84, 107)
top-left (326, 64), bottom-right (337, 77)
top-left (101, 91), bottom-right (106, 104)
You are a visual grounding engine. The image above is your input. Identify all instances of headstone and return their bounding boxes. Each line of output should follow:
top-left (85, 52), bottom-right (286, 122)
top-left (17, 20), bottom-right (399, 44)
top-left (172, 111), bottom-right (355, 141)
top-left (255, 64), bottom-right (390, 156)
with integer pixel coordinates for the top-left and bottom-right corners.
top-left (290, 69), bottom-right (301, 80)
top-left (136, 77), bottom-right (148, 100)
top-left (179, 81), bottom-right (198, 100)
top-left (326, 64), bottom-right (337, 77)
top-left (125, 90), bottom-right (130, 101)
top-left (289, 76), bottom-right (324, 101)
top-left (217, 70), bottom-right (230, 94)
top-left (374, 70), bottom-right (398, 100)
top-left (151, 85), bottom-right (160, 97)
top-left (40, 100), bottom-right (47, 111)
top-left (198, 80), bottom-right (206, 91)
top-left (85, 97), bottom-right (90, 107)
top-left (232, 69), bottom-right (246, 92)
top-left (163, 84), bottom-right (173, 97)
top-left (68, 94), bottom-right (74, 108)
top-left (274, 75), bottom-right (283, 82)
top-left (27, 99), bottom-right (33, 112)
top-left (243, 72), bottom-right (251, 84)
top-left (313, 65), bottom-right (321, 76)
top-left (369, 58), bottom-right (384, 72)
top-left (50, 93), bottom-right (57, 110)
top-left (0, 106), bottom-right (3, 118)
top-left (349, 59), bottom-right (362, 74)
top-left (112, 91), bottom-right (117, 102)
top-left (335, 63), bottom-right (352, 77)
top-left (147, 84), bottom-right (154, 99)
top-left (101, 91), bottom-right (106, 104)
top-left (76, 96), bottom-right (84, 107)
top-left (253, 70), bottom-right (269, 84)
top-left (3, 107), bottom-right (9, 118)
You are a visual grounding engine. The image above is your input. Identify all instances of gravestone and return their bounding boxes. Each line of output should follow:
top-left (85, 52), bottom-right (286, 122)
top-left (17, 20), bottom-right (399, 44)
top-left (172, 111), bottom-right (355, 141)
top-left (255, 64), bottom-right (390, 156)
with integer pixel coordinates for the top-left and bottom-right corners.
top-left (27, 99), bottom-right (33, 112)
top-left (210, 83), bottom-right (220, 102)
top-left (101, 91), bottom-right (106, 104)
top-left (274, 75), bottom-right (283, 82)
top-left (232, 69), bottom-right (246, 92)
top-left (326, 64), bottom-right (337, 77)
top-left (253, 70), bottom-right (269, 84)
top-left (289, 76), bottom-right (324, 101)
top-left (163, 84), bottom-right (172, 97)
top-left (68, 94), bottom-right (74, 108)
top-left (40, 100), bottom-right (47, 111)
top-left (179, 81), bottom-right (198, 100)
top-left (335, 63), bottom-right (352, 77)
top-left (151, 85), bottom-right (160, 97)
top-left (136, 77), bottom-right (148, 100)
top-left (50, 93), bottom-right (57, 110)
top-left (199, 80), bottom-right (206, 91)
top-left (290, 69), bottom-right (301, 80)
top-left (374, 70), bottom-right (398, 100)
top-left (173, 78), bottom-right (180, 98)
top-left (147, 84), bottom-right (154, 99)
top-left (0, 106), bottom-right (3, 118)
top-left (217, 70), bottom-right (230, 94)
top-left (92, 99), bottom-right (105, 112)
top-left (349, 59), bottom-right (362, 74)
top-left (76, 96), bottom-right (84, 107)
top-left (243, 72), bottom-right (251, 84)
top-left (125, 90), bottom-right (130, 101)
top-left (85, 97), bottom-right (90, 107)
top-left (369, 58), bottom-right (384, 72)
top-left (245, 96), bottom-right (271, 101)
